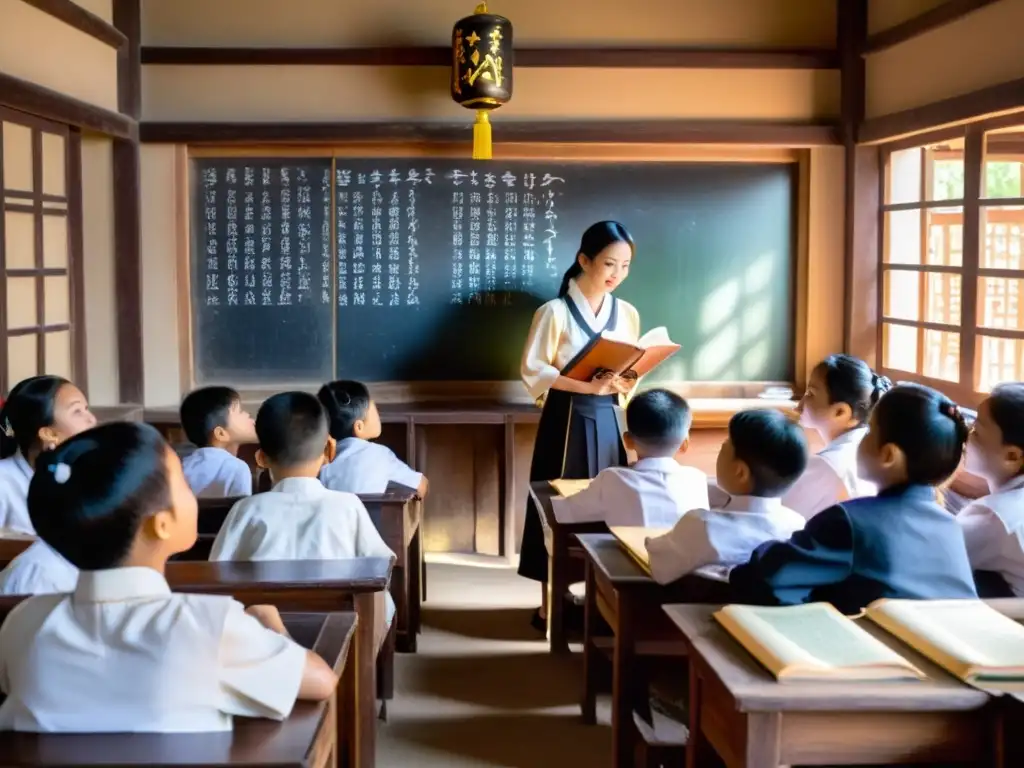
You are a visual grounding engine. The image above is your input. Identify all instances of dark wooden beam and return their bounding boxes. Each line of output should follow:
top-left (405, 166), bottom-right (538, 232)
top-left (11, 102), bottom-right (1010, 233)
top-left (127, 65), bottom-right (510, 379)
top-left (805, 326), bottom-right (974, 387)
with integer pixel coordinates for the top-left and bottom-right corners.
top-left (141, 45), bottom-right (839, 69)
top-left (19, 0), bottom-right (127, 49)
top-left (113, 0), bottom-right (143, 404)
top-left (861, 0), bottom-right (1003, 55)
top-left (67, 129), bottom-right (88, 396)
top-left (140, 120), bottom-right (841, 146)
top-left (859, 76), bottom-right (1024, 144)
top-left (0, 71), bottom-right (134, 140)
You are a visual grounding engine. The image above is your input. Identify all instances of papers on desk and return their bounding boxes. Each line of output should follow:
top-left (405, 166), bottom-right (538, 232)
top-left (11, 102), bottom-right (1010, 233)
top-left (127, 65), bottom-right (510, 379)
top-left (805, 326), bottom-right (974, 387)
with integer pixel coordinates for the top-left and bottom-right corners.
top-left (549, 478), bottom-right (592, 498)
top-left (609, 526), bottom-right (668, 575)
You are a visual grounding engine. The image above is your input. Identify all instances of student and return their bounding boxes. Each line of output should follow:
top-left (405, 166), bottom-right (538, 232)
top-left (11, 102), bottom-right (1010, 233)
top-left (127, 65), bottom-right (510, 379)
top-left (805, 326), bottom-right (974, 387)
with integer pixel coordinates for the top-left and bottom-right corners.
top-left (0, 538), bottom-right (77, 596)
top-left (783, 354), bottom-right (890, 519)
top-left (646, 410), bottom-right (807, 585)
top-left (550, 389), bottom-right (708, 527)
top-left (730, 384), bottom-right (978, 614)
top-left (957, 383), bottom-right (1024, 596)
top-left (210, 392), bottom-right (397, 630)
top-left (179, 386), bottom-right (256, 499)
top-left (317, 380), bottom-right (427, 497)
top-left (0, 422), bottom-right (336, 732)
top-left (0, 376), bottom-right (96, 534)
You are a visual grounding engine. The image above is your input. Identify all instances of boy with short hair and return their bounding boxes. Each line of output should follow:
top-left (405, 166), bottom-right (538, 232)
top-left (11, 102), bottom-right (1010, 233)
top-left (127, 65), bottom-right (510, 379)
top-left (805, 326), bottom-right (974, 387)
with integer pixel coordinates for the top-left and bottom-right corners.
top-left (551, 389), bottom-right (709, 527)
top-left (180, 386), bottom-right (256, 499)
top-left (645, 409), bottom-right (808, 585)
top-left (317, 380), bottom-right (428, 497)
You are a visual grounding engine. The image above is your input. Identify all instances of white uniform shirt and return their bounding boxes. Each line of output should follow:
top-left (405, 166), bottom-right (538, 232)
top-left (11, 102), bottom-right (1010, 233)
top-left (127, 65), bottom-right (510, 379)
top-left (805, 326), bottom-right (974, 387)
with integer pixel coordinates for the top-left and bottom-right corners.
top-left (520, 279), bottom-right (641, 401)
top-left (0, 453), bottom-right (33, 534)
top-left (0, 567), bottom-right (306, 732)
top-left (0, 541), bottom-right (77, 596)
top-left (645, 495), bottom-right (805, 585)
top-left (782, 427), bottom-right (876, 520)
top-left (320, 438), bottom-right (422, 494)
top-left (551, 457), bottom-right (709, 528)
top-left (209, 477), bottom-right (396, 624)
top-left (957, 475), bottom-right (1024, 596)
top-left (181, 447), bottom-right (253, 499)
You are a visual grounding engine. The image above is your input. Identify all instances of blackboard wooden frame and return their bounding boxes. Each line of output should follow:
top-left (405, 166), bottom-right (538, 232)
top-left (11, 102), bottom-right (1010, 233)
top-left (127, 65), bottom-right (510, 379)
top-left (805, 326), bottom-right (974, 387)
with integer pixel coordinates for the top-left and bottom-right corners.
top-left (176, 143), bottom-right (814, 401)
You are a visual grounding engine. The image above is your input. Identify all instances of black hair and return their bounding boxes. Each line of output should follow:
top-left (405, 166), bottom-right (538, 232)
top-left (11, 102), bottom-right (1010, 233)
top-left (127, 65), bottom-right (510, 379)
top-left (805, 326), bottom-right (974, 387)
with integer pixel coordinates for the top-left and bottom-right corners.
top-left (179, 386), bottom-right (241, 447)
top-left (871, 383), bottom-right (969, 486)
top-left (317, 380), bottom-right (371, 440)
top-left (0, 376), bottom-right (70, 460)
top-left (729, 410), bottom-right (809, 496)
top-left (557, 221), bottom-right (635, 298)
top-left (626, 389), bottom-right (692, 455)
top-left (814, 354), bottom-right (892, 426)
top-left (985, 382), bottom-right (1024, 470)
top-left (29, 422), bottom-right (173, 570)
top-left (256, 392), bottom-right (329, 467)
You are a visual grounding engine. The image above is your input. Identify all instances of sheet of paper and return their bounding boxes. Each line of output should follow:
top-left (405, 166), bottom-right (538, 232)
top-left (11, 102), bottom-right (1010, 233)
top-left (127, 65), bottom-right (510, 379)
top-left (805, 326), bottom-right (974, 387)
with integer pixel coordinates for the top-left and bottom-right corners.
top-left (549, 478), bottom-right (592, 498)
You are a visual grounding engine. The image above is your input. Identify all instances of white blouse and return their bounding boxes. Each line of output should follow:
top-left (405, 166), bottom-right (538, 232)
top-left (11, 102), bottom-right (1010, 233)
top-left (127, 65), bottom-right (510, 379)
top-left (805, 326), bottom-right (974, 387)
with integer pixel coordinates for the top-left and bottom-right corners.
top-left (520, 279), bottom-right (640, 401)
top-left (782, 426), bottom-right (876, 520)
top-left (0, 453), bottom-right (34, 534)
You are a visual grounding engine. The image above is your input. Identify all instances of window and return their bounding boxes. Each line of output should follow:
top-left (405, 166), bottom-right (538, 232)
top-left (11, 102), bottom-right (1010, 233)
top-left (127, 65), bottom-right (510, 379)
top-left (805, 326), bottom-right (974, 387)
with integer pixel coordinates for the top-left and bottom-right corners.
top-left (879, 118), bottom-right (1024, 402)
top-left (0, 108), bottom-right (84, 395)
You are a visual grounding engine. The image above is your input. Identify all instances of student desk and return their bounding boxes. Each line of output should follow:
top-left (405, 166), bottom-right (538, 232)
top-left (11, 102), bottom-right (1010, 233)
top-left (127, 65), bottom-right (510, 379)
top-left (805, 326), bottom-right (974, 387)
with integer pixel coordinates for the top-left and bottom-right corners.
top-left (576, 532), bottom-right (733, 768)
top-left (0, 532), bottom-right (32, 568)
top-left (664, 603), bottom-right (1005, 768)
top-left (0, 611), bottom-right (355, 768)
top-left (165, 558), bottom-right (390, 768)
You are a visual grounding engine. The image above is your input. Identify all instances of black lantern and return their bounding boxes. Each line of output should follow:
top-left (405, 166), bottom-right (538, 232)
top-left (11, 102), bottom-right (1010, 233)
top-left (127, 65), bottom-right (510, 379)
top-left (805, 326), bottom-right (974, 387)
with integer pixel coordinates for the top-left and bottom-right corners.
top-left (451, 3), bottom-right (513, 160)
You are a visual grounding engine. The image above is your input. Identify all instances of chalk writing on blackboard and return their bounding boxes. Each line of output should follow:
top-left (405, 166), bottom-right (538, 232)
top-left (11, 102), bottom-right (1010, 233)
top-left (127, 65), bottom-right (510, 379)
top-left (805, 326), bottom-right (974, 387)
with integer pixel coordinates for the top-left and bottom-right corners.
top-left (243, 167), bottom-right (257, 306)
top-left (320, 168), bottom-right (331, 306)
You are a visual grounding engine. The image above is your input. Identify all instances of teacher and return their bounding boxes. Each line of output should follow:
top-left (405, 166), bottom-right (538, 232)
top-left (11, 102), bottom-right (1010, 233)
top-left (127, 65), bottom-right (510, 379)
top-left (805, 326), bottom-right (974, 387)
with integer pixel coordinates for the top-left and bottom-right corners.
top-left (518, 221), bottom-right (640, 631)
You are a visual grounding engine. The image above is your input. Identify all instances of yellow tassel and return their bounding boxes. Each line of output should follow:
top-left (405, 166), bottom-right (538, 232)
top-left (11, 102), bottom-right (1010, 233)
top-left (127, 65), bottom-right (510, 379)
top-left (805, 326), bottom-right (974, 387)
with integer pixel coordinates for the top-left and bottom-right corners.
top-left (473, 110), bottom-right (492, 160)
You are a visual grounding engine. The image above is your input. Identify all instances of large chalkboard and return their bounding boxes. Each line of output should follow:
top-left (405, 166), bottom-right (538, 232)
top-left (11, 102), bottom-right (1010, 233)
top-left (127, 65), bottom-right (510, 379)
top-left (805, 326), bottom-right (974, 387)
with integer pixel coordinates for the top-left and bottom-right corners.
top-left (192, 158), bottom-right (796, 384)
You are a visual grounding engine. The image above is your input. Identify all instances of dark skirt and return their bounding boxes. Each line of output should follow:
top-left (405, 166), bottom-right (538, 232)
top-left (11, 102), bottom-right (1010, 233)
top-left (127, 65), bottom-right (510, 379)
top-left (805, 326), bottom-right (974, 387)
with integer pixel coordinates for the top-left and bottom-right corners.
top-left (517, 389), bottom-right (627, 582)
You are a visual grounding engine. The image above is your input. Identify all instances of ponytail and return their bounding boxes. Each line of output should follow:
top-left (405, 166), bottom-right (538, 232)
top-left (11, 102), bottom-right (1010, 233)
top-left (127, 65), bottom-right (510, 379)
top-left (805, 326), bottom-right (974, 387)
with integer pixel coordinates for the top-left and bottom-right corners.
top-left (556, 220), bottom-right (635, 299)
top-left (557, 261), bottom-right (583, 298)
top-left (870, 372), bottom-right (893, 407)
top-left (0, 376), bottom-right (69, 460)
top-left (816, 354), bottom-right (889, 426)
top-left (0, 398), bottom-right (16, 460)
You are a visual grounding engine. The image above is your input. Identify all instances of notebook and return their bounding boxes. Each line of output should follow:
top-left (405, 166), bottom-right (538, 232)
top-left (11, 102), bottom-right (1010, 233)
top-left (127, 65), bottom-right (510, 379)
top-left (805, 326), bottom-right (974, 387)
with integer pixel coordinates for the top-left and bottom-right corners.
top-left (865, 599), bottom-right (1024, 693)
top-left (609, 526), bottom-right (669, 575)
top-left (549, 478), bottom-right (592, 498)
top-left (714, 603), bottom-right (926, 682)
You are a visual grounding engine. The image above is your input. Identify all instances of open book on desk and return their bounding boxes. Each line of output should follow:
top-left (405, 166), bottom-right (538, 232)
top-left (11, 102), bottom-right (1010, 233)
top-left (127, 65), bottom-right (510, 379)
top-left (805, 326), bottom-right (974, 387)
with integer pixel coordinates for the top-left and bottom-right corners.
top-left (714, 603), bottom-right (926, 682)
top-left (610, 526), bottom-right (732, 583)
top-left (562, 327), bottom-right (680, 382)
top-left (549, 478), bottom-right (593, 498)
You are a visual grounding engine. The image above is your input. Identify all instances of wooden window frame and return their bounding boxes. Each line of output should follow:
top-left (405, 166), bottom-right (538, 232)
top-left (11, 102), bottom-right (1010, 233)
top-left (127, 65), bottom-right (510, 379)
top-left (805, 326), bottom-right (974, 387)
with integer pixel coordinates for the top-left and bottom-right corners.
top-left (877, 114), bottom-right (1024, 406)
top-left (0, 106), bottom-right (86, 395)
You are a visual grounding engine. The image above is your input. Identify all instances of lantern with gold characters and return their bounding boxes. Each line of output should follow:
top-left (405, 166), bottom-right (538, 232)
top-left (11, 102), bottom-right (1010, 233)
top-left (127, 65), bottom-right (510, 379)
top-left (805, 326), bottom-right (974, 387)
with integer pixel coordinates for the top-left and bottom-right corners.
top-left (451, 3), bottom-right (513, 160)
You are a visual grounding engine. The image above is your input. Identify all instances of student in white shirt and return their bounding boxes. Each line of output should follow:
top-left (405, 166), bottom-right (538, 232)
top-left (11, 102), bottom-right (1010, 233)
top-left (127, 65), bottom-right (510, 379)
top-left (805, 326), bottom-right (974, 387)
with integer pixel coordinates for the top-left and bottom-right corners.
top-left (646, 409), bottom-right (808, 585)
top-left (0, 376), bottom-right (96, 534)
top-left (318, 380), bottom-right (427, 497)
top-left (783, 354), bottom-right (890, 519)
top-left (551, 388), bottom-right (708, 527)
top-left (0, 540), bottom-right (77, 596)
top-left (0, 421), bottom-right (336, 733)
top-left (179, 386), bottom-right (256, 499)
top-left (958, 383), bottom-right (1024, 596)
top-left (211, 392), bottom-right (397, 636)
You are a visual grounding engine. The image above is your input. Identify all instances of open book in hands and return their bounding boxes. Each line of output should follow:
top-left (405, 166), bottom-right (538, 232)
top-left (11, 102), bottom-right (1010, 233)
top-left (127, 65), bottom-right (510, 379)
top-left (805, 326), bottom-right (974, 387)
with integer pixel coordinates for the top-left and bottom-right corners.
top-left (561, 327), bottom-right (680, 382)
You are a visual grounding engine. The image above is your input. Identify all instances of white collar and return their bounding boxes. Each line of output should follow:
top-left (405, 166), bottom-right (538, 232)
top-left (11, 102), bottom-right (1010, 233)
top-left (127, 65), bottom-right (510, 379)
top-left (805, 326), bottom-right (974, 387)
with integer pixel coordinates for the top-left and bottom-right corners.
top-left (632, 457), bottom-right (682, 473)
top-left (723, 495), bottom-right (783, 514)
top-left (74, 567), bottom-right (171, 603)
top-left (567, 279), bottom-right (611, 332)
top-left (996, 475), bottom-right (1024, 494)
top-left (826, 426), bottom-right (868, 451)
top-left (191, 446), bottom-right (234, 461)
top-left (336, 437), bottom-right (371, 453)
top-left (272, 476), bottom-right (329, 497)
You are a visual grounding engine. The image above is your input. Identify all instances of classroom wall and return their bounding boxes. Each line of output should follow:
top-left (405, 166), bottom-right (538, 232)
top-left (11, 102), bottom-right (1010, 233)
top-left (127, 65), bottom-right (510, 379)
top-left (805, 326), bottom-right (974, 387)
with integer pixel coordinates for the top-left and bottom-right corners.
top-left (865, 0), bottom-right (1024, 118)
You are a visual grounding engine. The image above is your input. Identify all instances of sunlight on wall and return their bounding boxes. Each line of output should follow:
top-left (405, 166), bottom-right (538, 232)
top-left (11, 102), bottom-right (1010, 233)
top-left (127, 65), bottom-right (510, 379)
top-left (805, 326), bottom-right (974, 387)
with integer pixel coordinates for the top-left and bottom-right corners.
top-left (699, 279), bottom-right (740, 334)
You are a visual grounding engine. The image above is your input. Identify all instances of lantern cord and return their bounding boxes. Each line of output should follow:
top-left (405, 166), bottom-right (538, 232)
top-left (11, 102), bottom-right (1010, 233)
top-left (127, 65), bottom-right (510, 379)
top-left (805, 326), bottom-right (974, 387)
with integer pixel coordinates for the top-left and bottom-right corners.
top-left (473, 110), bottom-right (492, 160)
top-left (474, 2), bottom-right (488, 13)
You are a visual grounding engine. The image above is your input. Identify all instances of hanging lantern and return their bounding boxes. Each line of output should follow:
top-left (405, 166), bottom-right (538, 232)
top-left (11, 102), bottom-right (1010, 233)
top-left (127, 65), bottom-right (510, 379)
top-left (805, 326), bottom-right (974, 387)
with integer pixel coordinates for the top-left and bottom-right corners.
top-left (451, 3), bottom-right (513, 160)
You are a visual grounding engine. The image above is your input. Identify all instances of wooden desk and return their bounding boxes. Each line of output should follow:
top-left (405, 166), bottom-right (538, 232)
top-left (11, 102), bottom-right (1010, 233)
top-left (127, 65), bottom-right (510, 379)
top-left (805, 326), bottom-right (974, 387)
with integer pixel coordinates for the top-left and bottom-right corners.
top-left (0, 611), bottom-right (354, 767)
top-left (576, 532), bottom-right (733, 768)
top-left (664, 603), bottom-right (1002, 768)
top-left (165, 558), bottom-right (390, 768)
top-left (0, 532), bottom-right (33, 568)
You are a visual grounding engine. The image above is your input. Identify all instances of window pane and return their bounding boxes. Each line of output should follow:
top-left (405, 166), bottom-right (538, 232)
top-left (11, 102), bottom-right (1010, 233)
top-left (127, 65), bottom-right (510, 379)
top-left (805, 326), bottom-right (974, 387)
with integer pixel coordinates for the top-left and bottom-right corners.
top-left (41, 133), bottom-right (66, 198)
top-left (927, 209), bottom-right (963, 267)
top-left (927, 145), bottom-right (964, 201)
top-left (2, 123), bottom-right (33, 192)
top-left (978, 277), bottom-right (1024, 330)
top-left (981, 205), bottom-right (1024, 269)
top-left (42, 215), bottom-right (67, 268)
top-left (884, 270), bottom-right (920, 320)
top-left (885, 208), bottom-right (963, 266)
top-left (888, 147), bottom-right (923, 204)
top-left (6, 277), bottom-right (37, 329)
top-left (886, 209), bottom-right (922, 264)
top-left (984, 128), bottom-right (1024, 199)
top-left (43, 275), bottom-right (69, 325)
top-left (884, 323), bottom-right (918, 373)
top-left (978, 336), bottom-right (1024, 392)
top-left (43, 331), bottom-right (71, 380)
top-left (925, 273), bottom-right (961, 326)
top-left (7, 334), bottom-right (37, 386)
top-left (3, 211), bottom-right (35, 269)
top-left (923, 330), bottom-right (960, 382)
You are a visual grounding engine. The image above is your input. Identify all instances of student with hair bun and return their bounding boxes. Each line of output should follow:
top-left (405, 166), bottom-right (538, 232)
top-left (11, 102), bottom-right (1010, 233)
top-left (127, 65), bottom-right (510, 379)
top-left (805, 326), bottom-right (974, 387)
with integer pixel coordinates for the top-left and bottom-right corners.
top-left (784, 354), bottom-right (891, 519)
top-left (0, 376), bottom-right (95, 533)
top-left (731, 384), bottom-right (978, 614)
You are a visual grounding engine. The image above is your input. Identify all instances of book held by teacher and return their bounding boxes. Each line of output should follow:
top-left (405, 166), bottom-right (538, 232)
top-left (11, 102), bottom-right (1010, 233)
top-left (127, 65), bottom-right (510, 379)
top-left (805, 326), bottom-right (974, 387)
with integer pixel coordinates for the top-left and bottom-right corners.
top-left (562, 327), bottom-right (680, 382)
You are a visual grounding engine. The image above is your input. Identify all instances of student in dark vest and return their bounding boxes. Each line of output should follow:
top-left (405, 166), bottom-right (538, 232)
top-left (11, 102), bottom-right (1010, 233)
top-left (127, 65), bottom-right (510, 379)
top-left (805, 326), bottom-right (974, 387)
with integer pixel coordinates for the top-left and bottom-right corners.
top-left (518, 221), bottom-right (641, 630)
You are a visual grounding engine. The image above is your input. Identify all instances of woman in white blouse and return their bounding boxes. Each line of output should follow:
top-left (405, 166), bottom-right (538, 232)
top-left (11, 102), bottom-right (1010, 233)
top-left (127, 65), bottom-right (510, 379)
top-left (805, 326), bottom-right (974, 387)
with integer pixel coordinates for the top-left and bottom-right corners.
top-left (782, 354), bottom-right (891, 519)
top-left (519, 221), bottom-right (641, 630)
